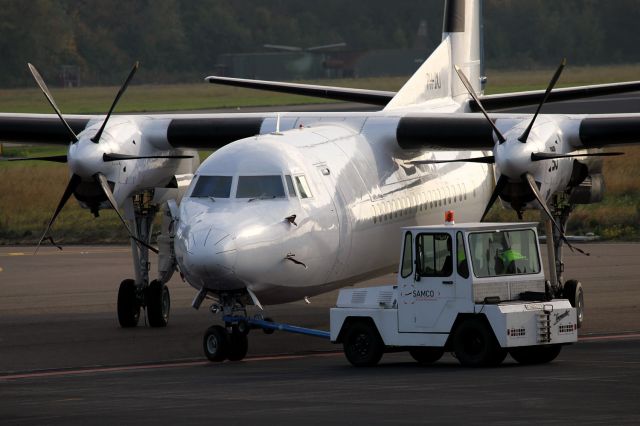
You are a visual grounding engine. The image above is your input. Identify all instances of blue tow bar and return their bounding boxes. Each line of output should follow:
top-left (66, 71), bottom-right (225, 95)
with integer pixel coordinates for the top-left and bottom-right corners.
top-left (223, 315), bottom-right (330, 339)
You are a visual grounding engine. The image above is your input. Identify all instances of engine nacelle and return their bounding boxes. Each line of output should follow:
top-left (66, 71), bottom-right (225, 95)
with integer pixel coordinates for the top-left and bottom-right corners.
top-left (569, 173), bottom-right (605, 204)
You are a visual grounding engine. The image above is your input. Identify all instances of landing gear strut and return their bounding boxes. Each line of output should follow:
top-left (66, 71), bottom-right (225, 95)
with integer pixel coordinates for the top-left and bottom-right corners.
top-left (545, 193), bottom-right (584, 328)
top-left (116, 192), bottom-right (172, 328)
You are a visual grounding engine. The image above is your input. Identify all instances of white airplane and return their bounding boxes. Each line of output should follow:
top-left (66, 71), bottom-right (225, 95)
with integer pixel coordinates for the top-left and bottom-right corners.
top-left (1, 0), bottom-right (639, 355)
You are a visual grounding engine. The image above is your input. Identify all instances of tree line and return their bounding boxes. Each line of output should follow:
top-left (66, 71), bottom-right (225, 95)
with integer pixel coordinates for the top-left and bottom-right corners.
top-left (0, 0), bottom-right (638, 87)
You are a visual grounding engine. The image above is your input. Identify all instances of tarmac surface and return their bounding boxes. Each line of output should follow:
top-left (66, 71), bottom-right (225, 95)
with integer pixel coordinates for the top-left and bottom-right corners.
top-left (2, 93), bottom-right (640, 423)
top-left (1, 243), bottom-right (639, 423)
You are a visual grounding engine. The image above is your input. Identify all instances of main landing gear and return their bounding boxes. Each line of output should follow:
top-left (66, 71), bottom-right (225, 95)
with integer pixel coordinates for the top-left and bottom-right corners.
top-left (545, 193), bottom-right (584, 328)
top-left (117, 193), bottom-right (173, 328)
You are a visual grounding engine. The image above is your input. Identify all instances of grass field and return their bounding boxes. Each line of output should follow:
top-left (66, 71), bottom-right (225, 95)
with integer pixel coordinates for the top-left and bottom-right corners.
top-left (1, 64), bottom-right (639, 244)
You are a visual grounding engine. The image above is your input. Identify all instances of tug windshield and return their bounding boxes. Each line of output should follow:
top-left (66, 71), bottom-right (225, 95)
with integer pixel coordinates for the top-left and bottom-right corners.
top-left (468, 229), bottom-right (540, 278)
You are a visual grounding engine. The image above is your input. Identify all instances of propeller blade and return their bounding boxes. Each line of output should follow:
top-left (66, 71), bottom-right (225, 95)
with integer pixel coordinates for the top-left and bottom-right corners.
top-left (94, 173), bottom-right (158, 254)
top-left (91, 62), bottom-right (139, 144)
top-left (27, 63), bottom-right (79, 143)
top-left (410, 155), bottom-right (495, 165)
top-left (454, 65), bottom-right (506, 144)
top-left (480, 174), bottom-right (509, 221)
top-left (2, 155), bottom-right (67, 163)
top-left (531, 151), bottom-right (624, 161)
top-left (35, 173), bottom-right (82, 254)
top-left (522, 172), bottom-right (588, 256)
top-left (518, 59), bottom-right (566, 143)
top-left (102, 153), bottom-right (193, 162)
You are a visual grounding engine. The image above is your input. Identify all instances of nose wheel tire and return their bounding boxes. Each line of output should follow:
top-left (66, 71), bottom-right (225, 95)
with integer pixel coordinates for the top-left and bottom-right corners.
top-left (563, 279), bottom-right (584, 328)
top-left (452, 319), bottom-right (505, 367)
top-left (343, 322), bottom-right (384, 367)
top-left (117, 279), bottom-right (140, 328)
top-left (146, 280), bottom-right (170, 327)
top-left (227, 328), bottom-right (249, 361)
top-left (203, 325), bottom-right (229, 362)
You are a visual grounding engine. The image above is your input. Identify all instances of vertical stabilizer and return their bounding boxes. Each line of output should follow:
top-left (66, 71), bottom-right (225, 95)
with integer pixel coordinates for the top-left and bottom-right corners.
top-left (385, 0), bottom-right (482, 110)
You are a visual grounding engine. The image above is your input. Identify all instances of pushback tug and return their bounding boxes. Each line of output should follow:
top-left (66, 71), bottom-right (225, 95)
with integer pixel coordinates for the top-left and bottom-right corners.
top-left (329, 211), bottom-right (581, 367)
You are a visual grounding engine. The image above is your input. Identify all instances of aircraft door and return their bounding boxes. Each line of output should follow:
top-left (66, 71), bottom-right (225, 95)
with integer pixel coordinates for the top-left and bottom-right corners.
top-left (398, 231), bottom-right (457, 332)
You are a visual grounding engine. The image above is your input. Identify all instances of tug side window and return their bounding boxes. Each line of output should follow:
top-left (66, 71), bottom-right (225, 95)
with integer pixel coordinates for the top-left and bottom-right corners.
top-left (416, 233), bottom-right (452, 277)
top-left (456, 232), bottom-right (469, 278)
top-left (401, 232), bottom-right (413, 278)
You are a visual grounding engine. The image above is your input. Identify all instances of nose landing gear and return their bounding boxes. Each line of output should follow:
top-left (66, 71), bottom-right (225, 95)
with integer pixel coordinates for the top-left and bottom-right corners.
top-left (201, 292), bottom-right (330, 362)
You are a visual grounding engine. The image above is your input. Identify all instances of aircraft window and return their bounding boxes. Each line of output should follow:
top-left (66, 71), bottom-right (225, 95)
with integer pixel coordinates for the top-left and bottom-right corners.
top-left (295, 175), bottom-right (312, 198)
top-left (191, 175), bottom-right (232, 198)
top-left (237, 175), bottom-right (285, 199)
top-left (285, 175), bottom-right (297, 197)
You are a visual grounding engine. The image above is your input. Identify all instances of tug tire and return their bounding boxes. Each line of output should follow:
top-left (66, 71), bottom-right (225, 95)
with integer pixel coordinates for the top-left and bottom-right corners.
top-left (343, 321), bottom-right (384, 367)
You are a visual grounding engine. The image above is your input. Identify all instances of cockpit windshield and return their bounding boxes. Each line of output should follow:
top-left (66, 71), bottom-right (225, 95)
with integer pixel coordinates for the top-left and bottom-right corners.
top-left (468, 229), bottom-right (540, 277)
top-left (191, 176), bottom-right (232, 198)
top-left (236, 175), bottom-right (285, 199)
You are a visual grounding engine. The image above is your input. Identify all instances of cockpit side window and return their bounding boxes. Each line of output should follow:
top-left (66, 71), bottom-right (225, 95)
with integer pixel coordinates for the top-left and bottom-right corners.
top-left (236, 175), bottom-right (286, 199)
top-left (191, 176), bottom-right (232, 198)
top-left (285, 175), bottom-right (297, 198)
top-left (294, 175), bottom-right (312, 198)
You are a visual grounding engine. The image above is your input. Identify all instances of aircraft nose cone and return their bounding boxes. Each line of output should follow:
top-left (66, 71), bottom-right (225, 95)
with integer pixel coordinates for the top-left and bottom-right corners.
top-left (182, 226), bottom-right (237, 279)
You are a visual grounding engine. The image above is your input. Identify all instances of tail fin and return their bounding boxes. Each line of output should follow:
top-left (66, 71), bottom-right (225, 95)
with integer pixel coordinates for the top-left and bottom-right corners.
top-left (385, 0), bottom-right (482, 110)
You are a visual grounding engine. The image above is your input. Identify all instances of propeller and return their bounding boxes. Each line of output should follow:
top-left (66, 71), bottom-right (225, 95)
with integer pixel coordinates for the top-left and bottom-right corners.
top-left (531, 151), bottom-right (623, 161)
top-left (481, 175), bottom-right (509, 222)
top-left (410, 156), bottom-right (495, 165)
top-left (102, 153), bottom-right (193, 162)
top-left (28, 63), bottom-right (79, 143)
top-left (454, 65), bottom-right (506, 143)
top-left (518, 59), bottom-right (566, 143)
top-left (94, 173), bottom-right (158, 253)
top-left (28, 62), bottom-right (157, 253)
top-left (91, 62), bottom-right (139, 143)
top-left (522, 172), bottom-right (587, 255)
top-left (34, 174), bottom-right (82, 253)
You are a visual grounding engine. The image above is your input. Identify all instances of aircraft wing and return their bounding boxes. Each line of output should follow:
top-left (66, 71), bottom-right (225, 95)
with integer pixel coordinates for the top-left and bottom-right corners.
top-left (206, 75), bottom-right (640, 112)
top-left (0, 114), bottom-right (92, 145)
top-left (206, 76), bottom-right (395, 106)
top-left (0, 112), bottom-right (271, 149)
top-left (395, 112), bottom-right (640, 150)
top-left (475, 81), bottom-right (640, 112)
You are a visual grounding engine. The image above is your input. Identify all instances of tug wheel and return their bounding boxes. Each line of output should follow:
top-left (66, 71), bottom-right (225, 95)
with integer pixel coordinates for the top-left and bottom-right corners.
top-left (453, 319), bottom-right (504, 367)
top-left (343, 321), bottom-right (384, 367)
top-left (563, 279), bottom-right (584, 328)
top-left (117, 279), bottom-right (140, 328)
top-left (409, 347), bottom-right (444, 365)
top-left (203, 325), bottom-right (228, 362)
top-left (510, 344), bottom-right (562, 365)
